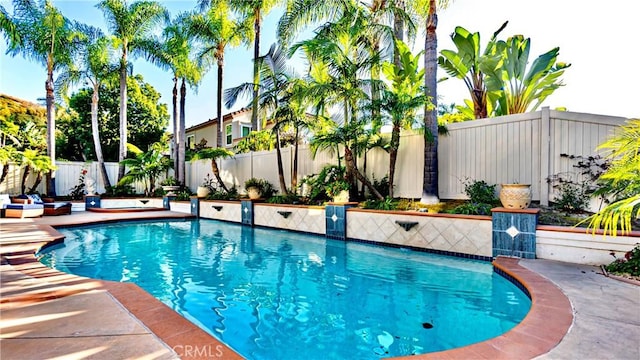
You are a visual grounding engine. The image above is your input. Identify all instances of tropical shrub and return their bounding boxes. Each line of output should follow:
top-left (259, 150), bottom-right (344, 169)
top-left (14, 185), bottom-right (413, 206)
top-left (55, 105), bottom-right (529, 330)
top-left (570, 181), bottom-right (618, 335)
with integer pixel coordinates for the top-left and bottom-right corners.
top-left (605, 244), bottom-right (640, 277)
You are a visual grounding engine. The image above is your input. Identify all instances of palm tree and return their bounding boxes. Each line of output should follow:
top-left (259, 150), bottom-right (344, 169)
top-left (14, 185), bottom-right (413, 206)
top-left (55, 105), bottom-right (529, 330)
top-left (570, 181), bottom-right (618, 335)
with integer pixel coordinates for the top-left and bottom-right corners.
top-left (7, 0), bottom-right (82, 196)
top-left (311, 122), bottom-right (384, 200)
top-left (191, 147), bottom-right (234, 193)
top-left (226, 0), bottom-right (283, 132)
top-left (379, 40), bottom-right (428, 198)
top-left (415, 0), bottom-right (451, 204)
top-left (225, 43), bottom-right (296, 194)
top-left (19, 148), bottom-right (53, 194)
top-left (97, 0), bottom-right (168, 182)
top-left (188, 1), bottom-right (247, 149)
top-left (0, 4), bottom-right (20, 45)
top-left (119, 142), bottom-right (172, 196)
top-left (58, 24), bottom-right (117, 190)
top-left (146, 14), bottom-right (203, 186)
top-left (586, 119), bottom-right (640, 235)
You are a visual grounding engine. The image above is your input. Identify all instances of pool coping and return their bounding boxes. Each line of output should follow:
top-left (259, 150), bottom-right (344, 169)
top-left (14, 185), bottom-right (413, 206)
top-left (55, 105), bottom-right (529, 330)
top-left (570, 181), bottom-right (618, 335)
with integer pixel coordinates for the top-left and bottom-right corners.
top-left (1, 216), bottom-right (573, 359)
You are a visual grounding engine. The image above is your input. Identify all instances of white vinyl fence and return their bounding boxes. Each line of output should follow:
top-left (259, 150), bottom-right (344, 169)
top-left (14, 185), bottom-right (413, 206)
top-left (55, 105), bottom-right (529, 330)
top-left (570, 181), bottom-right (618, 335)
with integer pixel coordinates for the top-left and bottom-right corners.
top-left (1, 108), bottom-right (628, 206)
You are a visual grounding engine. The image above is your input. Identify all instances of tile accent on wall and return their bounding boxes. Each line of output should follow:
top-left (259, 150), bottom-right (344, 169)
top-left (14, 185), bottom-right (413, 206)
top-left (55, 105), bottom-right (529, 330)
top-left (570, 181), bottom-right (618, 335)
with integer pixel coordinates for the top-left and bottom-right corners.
top-left (85, 195), bottom-right (101, 209)
top-left (491, 208), bottom-right (540, 259)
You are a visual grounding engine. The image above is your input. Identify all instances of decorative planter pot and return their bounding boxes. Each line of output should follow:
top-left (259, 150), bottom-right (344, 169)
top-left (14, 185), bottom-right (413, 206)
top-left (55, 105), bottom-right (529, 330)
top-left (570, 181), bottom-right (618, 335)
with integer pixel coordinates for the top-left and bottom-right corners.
top-left (247, 187), bottom-right (261, 200)
top-left (196, 186), bottom-right (210, 198)
top-left (332, 190), bottom-right (350, 203)
top-left (499, 184), bottom-right (532, 209)
top-left (162, 185), bottom-right (180, 193)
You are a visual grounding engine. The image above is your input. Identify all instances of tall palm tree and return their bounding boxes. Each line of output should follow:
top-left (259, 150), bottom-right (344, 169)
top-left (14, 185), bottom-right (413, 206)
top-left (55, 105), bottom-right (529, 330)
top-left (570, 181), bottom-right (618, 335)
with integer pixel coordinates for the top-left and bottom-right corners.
top-left (147, 14), bottom-right (203, 186)
top-left (227, 0), bottom-right (283, 132)
top-left (189, 1), bottom-right (247, 149)
top-left (0, 4), bottom-right (20, 45)
top-left (97, 0), bottom-right (167, 182)
top-left (58, 25), bottom-right (117, 190)
top-left (7, 0), bottom-right (82, 196)
top-left (415, 0), bottom-right (451, 204)
top-left (225, 43), bottom-right (295, 194)
top-left (379, 40), bottom-right (428, 198)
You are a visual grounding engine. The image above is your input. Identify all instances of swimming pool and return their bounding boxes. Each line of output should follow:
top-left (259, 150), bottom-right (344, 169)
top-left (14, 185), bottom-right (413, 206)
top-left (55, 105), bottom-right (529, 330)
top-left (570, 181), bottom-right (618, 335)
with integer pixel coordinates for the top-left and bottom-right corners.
top-left (38, 219), bottom-right (531, 359)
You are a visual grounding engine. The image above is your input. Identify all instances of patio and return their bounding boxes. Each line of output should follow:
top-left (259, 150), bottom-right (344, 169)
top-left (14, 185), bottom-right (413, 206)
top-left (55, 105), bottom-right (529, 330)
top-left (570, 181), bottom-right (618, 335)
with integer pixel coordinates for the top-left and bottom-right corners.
top-left (1, 211), bottom-right (638, 359)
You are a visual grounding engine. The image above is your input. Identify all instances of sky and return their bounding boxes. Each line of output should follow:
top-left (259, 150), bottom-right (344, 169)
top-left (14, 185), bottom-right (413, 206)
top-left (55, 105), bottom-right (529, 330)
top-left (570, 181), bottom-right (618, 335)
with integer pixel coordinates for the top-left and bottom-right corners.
top-left (1, 0), bottom-right (638, 130)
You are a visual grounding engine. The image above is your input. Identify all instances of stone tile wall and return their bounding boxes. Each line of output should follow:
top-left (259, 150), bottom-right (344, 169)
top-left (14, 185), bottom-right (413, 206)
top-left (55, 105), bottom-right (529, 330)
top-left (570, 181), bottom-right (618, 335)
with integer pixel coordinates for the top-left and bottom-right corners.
top-left (253, 204), bottom-right (326, 235)
top-left (346, 210), bottom-right (493, 257)
top-left (199, 200), bottom-right (242, 223)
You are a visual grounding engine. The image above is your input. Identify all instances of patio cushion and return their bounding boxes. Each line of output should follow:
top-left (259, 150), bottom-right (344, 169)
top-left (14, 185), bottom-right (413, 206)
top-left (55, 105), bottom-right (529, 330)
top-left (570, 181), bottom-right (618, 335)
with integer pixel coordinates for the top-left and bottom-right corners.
top-left (0, 194), bottom-right (10, 208)
top-left (5, 203), bottom-right (44, 210)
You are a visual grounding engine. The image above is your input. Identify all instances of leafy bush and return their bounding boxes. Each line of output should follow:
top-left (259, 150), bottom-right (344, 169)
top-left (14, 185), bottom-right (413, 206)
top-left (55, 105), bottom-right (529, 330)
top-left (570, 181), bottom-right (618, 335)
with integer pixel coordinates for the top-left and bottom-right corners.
top-left (243, 178), bottom-right (277, 199)
top-left (449, 202), bottom-right (493, 215)
top-left (207, 186), bottom-right (239, 200)
top-left (462, 178), bottom-right (498, 204)
top-left (267, 194), bottom-right (302, 204)
top-left (301, 165), bottom-right (346, 202)
top-left (103, 184), bottom-right (136, 197)
top-left (370, 175), bottom-right (390, 199)
top-left (549, 178), bottom-right (590, 213)
top-left (361, 197), bottom-right (397, 210)
top-left (606, 244), bottom-right (640, 277)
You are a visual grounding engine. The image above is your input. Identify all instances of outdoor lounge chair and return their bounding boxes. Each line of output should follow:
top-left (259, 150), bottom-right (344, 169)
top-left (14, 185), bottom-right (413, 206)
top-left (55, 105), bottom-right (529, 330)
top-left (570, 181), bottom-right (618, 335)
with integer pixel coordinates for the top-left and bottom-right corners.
top-left (16, 194), bottom-right (72, 216)
top-left (1, 194), bottom-right (44, 218)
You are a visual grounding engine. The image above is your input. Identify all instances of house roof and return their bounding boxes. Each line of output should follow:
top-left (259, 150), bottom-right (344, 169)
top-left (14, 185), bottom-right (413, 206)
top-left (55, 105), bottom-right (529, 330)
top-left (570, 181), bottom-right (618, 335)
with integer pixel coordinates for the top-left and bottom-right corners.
top-left (185, 107), bottom-right (251, 132)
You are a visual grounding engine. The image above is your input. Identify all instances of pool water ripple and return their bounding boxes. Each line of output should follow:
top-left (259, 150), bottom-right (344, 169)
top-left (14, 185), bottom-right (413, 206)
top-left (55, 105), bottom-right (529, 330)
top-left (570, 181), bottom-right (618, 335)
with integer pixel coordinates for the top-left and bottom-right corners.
top-left (38, 219), bottom-right (530, 359)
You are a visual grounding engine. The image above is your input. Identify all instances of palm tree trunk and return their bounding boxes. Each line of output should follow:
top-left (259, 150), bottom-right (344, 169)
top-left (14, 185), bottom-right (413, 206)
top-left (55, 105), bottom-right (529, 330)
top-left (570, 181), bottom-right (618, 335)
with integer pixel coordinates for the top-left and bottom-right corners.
top-left (393, 0), bottom-right (405, 69)
top-left (275, 128), bottom-right (288, 195)
top-left (388, 122), bottom-right (401, 198)
top-left (251, 9), bottom-right (261, 131)
top-left (421, 0), bottom-right (439, 204)
top-left (45, 65), bottom-right (56, 196)
top-left (292, 125), bottom-right (299, 190)
top-left (117, 53), bottom-right (128, 182)
top-left (172, 76), bottom-right (179, 176)
top-left (216, 49), bottom-right (224, 148)
top-left (21, 167), bottom-right (29, 194)
top-left (28, 172), bottom-right (43, 194)
top-left (210, 159), bottom-right (229, 193)
top-left (0, 164), bottom-right (9, 185)
top-left (345, 146), bottom-right (383, 200)
top-left (92, 84), bottom-right (111, 190)
top-left (178, 78), bottom-right (187, 185)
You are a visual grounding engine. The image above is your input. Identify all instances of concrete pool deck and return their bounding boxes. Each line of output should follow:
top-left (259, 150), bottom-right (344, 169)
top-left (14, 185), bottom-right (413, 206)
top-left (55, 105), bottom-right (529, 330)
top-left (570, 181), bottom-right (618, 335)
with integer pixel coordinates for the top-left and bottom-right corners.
top-left (1, 211), bottom-right (638, 359)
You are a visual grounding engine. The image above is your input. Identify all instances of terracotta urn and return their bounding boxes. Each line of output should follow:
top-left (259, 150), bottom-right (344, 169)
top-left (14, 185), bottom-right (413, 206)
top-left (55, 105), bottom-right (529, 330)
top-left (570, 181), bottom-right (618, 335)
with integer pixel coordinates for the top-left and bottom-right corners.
top-left (196, 186), bottom-right (210, 198)
top-left (499, 184), bottom-right (532, 209)
top-left (332, 190), bottom-right (350, 203)
top-left (247, 187), bottom-right (261, 200)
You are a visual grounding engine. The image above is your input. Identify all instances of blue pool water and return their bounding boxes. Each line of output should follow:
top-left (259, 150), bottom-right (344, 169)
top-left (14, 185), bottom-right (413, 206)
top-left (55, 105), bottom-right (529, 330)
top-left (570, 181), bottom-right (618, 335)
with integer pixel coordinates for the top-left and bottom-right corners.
top-left (38, 219), bottom-right (530, 359)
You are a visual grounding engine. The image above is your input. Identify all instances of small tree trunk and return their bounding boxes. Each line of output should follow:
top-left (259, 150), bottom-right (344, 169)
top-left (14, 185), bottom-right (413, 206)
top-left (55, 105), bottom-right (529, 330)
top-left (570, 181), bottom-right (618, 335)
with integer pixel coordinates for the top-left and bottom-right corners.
top-left (275, 129), bottom-right (288, 195)
top-left (211, 159), bottom-right (229, 193)
top-left (345, 146), bottom-right (383, 200)
top-left (0, 164), bottom-right (9, 185)
top-left (388, 122), bottom-right (401, 198)
top-left (291, 125), bottom-right (299, 191)
top-left (21, 167), bottom-right (30, 194)
top-left (29, 172), bottom-right (43, 194)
